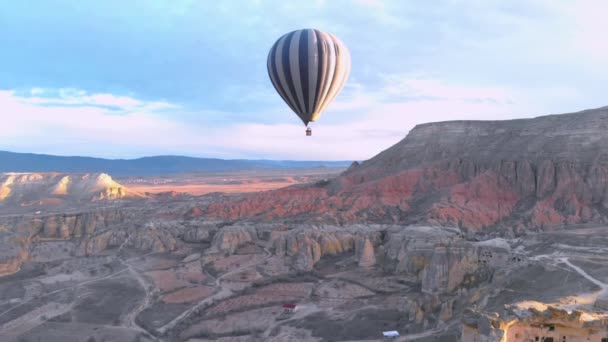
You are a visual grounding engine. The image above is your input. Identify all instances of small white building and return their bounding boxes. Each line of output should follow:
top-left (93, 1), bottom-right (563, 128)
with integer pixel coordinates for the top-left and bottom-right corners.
top-left (382, 330), bottom-right (400, 339)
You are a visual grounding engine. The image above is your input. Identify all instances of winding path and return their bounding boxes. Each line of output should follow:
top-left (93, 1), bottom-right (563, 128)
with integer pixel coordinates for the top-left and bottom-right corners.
top-left (156, 247), bottom-right (273, 336)
top-left (0, 251), bottom-right (161, 339)
top-left (119, 255), bottom-right (158, 340)
top-left (557, 257), bottom-right (607, 290)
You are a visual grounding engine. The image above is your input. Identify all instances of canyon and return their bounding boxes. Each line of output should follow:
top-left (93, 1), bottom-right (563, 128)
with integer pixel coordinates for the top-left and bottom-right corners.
top-left (1, 107), bottom-right (608, 341)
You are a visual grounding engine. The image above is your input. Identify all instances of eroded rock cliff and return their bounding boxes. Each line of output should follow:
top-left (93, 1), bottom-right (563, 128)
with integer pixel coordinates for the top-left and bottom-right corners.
top-left (0, 172), bottom-right (144, 210)
top-left (205, 107), bottom-right (608, 233)
top-left (0, 208), bottom-right (181, 273)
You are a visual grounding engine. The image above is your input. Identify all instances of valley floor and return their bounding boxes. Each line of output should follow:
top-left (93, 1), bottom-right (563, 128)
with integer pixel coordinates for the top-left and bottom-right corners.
top-left (0, 215), bottom-right (607, 341)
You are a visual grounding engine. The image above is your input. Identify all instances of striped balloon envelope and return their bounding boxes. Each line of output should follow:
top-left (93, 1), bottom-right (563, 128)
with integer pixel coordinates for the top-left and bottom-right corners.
top-left (267, 29), bottom-right (351, 132)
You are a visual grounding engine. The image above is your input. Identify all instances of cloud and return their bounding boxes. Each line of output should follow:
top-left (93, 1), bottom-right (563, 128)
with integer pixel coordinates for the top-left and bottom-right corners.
top-left (14, 88), bottom-right (176, 112)
top-left (377, 76), bottom-right (514, 104)
top-left (0, 71), bottom-right (598, 161)
top-left (0, 78), bottom-right (533, 161)
top-left (202, 95), bottom-right (532, 160)
top-left (1, 89), bottom-right (191, 156)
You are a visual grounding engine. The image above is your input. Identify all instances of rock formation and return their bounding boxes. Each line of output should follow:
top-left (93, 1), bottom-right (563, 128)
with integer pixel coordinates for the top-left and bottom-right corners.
top-left (205, 106), bottom-right (608, 233)
top-left (356, 238), bottom-right (376, 267)
top-left (0, 207), bottom-right (180, 272)
top-left (198, 222), bottom-right (512, 291)
top-left (0, 172), bottom-right (144, 209)
top-left (201, 223), bottom-right (385, 271)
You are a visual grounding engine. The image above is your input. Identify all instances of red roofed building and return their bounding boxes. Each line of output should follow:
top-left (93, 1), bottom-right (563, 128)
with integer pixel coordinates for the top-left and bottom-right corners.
top-left (282, 303), bottom-right (297, 313)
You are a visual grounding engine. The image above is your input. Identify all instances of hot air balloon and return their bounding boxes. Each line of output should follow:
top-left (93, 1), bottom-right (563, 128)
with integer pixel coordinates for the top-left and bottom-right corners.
top-left (267, 29), bottom-right (351, 136)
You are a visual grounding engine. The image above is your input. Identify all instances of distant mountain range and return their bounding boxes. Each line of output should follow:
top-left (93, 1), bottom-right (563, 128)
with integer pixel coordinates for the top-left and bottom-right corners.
top-left (0, 151), bottom-right (352, 176)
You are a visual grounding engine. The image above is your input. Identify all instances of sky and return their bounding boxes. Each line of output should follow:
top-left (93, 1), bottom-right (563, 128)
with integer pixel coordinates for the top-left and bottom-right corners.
top-left (1, 0), bottom-right (607, 161)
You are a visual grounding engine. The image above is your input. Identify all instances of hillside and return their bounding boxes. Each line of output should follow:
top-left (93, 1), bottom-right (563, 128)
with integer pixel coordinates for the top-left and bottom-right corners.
top-left (204, 106), bottom-right (608, 234)
top-left (0, 151), bottom-right (351, 176)
top-left (0, 172), bottom-right (143, 208)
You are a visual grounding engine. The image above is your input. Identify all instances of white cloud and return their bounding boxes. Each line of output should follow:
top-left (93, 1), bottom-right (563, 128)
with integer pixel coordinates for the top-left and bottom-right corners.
top-left (378, 76), bottom-right (514, 103)
top-left (0, 90), bottom-right (193, 156)
top-left (0, 70), bottom-right (578, 161)
top-left (2, 68), bottom-right (604, 162)
top-left (0, 79), bottom-right (534, 161)
top-left (15, 88), bottom-right (176, 112)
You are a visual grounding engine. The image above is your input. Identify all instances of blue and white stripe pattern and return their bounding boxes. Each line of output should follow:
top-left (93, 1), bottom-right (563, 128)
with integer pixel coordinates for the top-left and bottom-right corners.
top-left (267, 29), bottom-right (351, 126)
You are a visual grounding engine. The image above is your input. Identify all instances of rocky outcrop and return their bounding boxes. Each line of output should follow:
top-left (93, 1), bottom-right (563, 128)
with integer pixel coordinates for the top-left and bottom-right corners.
top-left (0, 207), bottom-right (182, 270)
top-left (181, 223), bottom-right (216, 243)
top-left (0, 172), bottom-right (144, 208)
top-left (91, 186), bottom-right (127, 201)
top-left (36, 209), bottom-right (129, 239)
top-left (421, 243), bottom-right (479, 293)
top-left (77, 230), bottom-right (114, 256)
top-left (205, 107), bottom-right (608, 233)
top-left (95, 220), bottom-right (180, 256)
top-left (208, 225), bottom-right (257, 254)
top-left (271, 226), bottom-right (383, 271)
top-left (206, 187), bottom-right (330, 222)
top-left (201, 223), bottom-right (514, 283)
top-left (383, 227), bottom-right (457, 279)
top-left (201, 223), bottom-right (384, 271)
top-left (382, 227), bottom-right (512, 294)
top-left (0, 209), bottom-right (131, 272)
top-left (356, 238), bottom-right (376, 267)
top-left (594, 292), bottom-right (608, 311)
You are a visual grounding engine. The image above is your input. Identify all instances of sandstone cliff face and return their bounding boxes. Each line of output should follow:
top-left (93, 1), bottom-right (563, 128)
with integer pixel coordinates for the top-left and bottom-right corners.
top-left (201, 223), bottom-right (384, 271)
top-left (101, 221), bottom-right (179, 256)
top-left (0, 208), bottom-right (182, 271)
top-left (208, 225), bottom-right (257, 255)
top-left (200, 223), bottom-right (512, 293)
top-left (271, 227), bottom-right (382, 271)
top-left (421, 243), bottom-right (484, 293)
top-left (0, 210), bottom-right (126, 274)
top-left (37, 209), bottom-right (129, 239)
top-left (205, 107), bottom-right (608, 233)
top-left (382, 227), bottom-right (512, 294)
